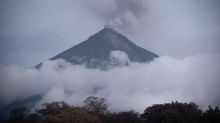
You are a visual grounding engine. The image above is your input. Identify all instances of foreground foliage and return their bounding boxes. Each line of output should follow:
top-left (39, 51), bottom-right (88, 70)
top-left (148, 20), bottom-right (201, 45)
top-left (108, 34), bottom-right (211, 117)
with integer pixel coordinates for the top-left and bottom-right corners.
top-left (1, 97), bottom-right (220, 123)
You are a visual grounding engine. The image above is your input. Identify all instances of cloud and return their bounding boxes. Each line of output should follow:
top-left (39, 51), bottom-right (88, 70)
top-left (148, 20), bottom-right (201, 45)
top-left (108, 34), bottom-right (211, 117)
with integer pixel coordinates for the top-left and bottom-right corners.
top-left (109, 50), bottom-right (130, 66)
top-left (1, 52), bottom-right (220, 112)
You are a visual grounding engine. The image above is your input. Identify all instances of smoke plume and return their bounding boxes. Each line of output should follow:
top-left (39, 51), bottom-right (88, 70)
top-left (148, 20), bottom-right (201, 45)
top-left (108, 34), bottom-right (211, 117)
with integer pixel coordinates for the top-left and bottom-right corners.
top-left (82, 0), bottom-right (150, 30)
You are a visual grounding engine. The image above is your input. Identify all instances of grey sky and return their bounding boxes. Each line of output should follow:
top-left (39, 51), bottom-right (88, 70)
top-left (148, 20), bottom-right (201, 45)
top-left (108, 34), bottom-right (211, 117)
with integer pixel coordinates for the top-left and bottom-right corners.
top-left (0, 0), bottom-right (220, 67)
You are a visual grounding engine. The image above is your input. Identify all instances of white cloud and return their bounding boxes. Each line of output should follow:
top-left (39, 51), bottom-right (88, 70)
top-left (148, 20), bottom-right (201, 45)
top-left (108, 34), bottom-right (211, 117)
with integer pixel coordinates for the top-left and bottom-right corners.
top-left (1, 54), bottom-right (220, 112)
top-left (109, 50), bottom-right (129, 64)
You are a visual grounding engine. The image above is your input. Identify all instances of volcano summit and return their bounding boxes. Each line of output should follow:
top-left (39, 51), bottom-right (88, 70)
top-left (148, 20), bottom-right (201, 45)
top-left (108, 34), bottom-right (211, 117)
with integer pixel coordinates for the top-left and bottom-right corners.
top-left (38, 27), bottom-right (158, 69)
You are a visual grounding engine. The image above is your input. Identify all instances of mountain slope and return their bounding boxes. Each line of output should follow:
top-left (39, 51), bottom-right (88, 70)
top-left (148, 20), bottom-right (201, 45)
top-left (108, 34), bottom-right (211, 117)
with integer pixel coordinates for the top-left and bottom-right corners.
top-left (39, 27), bottom-right (158, 69)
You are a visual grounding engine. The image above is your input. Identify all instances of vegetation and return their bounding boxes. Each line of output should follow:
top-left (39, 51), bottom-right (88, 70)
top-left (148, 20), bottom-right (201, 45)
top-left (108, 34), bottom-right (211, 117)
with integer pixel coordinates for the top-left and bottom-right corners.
top-left (83, 96), bottom-right (108, 115)
top-left (141, 101), bottom-right (202, 123)
top-left (2, 97), bottom-right (220, 123)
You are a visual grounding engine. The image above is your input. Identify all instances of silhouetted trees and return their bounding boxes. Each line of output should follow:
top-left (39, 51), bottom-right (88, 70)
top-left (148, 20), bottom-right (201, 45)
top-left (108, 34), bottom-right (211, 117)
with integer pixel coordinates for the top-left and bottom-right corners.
top-left (103, 110), bottom-right (143, 123)
top-left (83, 96), bottom-right (109, 115)
top-left (4, 98), bottom-right (220, 123)
top-left (37, 101), bottom-right (71, 115)
top-left (202, 106), bottom-right (220, 123)
top-left (36, 101), bottom-right (103, 123)
top-left (141, 101), bottom-right (202, 123)
top-left (7, 107), bottom-right (28, 123)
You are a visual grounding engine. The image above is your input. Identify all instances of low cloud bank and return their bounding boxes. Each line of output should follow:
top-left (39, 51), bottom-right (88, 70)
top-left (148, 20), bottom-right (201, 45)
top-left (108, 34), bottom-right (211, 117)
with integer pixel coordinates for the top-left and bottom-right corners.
top-left (0, 53), bottom-right (220, 112)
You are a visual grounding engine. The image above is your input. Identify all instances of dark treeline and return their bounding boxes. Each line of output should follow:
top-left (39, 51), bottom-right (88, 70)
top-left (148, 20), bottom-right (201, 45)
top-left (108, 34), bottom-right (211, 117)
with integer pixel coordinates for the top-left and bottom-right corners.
top-left (1, 96), bottom-right (220, 123)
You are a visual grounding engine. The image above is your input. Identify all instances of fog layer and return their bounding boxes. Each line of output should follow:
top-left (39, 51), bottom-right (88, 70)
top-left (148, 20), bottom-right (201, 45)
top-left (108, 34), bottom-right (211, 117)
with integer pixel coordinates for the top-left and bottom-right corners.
top-left (1, 52), bottom-right (220, 112)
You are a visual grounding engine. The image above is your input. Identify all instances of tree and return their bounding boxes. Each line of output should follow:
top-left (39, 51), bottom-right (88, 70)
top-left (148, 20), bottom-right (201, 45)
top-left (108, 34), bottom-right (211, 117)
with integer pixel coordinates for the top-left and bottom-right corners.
top-left (37, 101), bottom-right (70, 115)
top-left (37, 101), bottom-right (104, 123)
top-left (9, 107), bottom-right (28, 123)
top-left (202, 106), bottom-right (220, 123)
top-left (103, 110), bottom-right (143, 123)
top-left (83, 96), bottom-right (108, 115)
top-left (141, 101), bottom-right (202, 123)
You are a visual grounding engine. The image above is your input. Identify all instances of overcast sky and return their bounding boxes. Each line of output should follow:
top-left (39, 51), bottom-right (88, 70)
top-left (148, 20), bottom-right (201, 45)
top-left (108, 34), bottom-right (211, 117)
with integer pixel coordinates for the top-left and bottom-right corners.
top-left (0, 0), bottom-right (220, 67)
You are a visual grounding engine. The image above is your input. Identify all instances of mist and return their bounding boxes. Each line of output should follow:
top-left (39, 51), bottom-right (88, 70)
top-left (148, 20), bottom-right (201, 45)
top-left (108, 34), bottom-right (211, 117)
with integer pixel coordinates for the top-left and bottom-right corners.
top-left (1, 52), bottom-right (220, 112)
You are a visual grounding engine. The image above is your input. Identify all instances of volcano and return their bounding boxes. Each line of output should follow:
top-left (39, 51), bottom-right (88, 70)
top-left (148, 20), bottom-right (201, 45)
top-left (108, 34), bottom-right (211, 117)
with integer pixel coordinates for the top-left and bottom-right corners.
top-left (38, 27), bottom-right (158, 69)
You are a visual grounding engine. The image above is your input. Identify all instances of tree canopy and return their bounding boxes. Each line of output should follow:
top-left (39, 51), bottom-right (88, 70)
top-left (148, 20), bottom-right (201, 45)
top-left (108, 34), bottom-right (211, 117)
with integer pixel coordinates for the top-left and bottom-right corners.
top-left (3, 99), bottom-right (220, 123)
top-left (83, 96), bottom-right (109, 115)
